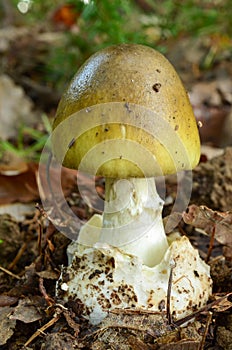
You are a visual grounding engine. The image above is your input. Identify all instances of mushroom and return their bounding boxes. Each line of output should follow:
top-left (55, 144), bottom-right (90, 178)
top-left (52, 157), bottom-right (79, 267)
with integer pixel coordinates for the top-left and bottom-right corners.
top-left (52, 44), bottom-right (212, 325)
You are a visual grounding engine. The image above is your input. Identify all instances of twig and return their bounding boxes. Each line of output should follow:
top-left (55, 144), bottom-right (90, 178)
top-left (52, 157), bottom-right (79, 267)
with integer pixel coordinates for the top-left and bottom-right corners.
top-left (39, 277), bottom-right (55, 306)
top-left (110, 308), bottom-right (162, 316)
top-left (35, 203), bottom-right (48, 218)
top-left (7, 242), bottom-right (27, 270)
top-left (63, 309), bottom-right (80, 337)
top-left (24, 314), bottom-right (60, 347)
top-left (37, 221), bottom-right (42, 256)
top-left (167, 259), bottom-right (176, 325)
top-left (0, 266), bottom-right (21, 279)
top-left (206, 225), bottom-right (216, 263)
top-left (175, 292), bottom-right (232, 327)
top-left (199, 311), bottom-right (212, 350)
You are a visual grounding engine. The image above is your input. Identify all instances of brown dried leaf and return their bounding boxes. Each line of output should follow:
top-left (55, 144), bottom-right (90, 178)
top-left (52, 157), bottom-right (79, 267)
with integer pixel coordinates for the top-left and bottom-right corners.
top-left (211, 293), bottom-right (232, 312)
top-left (10, 296), bottom-right (43, 323)
top-left (158, 340), bottom-right (200, 350)
top-left (36, 270), bottom-right (59, 280)
top-left (0, 162), bottom-right (38, 204)
top-left (88, 309), bottom-right (204, 349)
top-left (0, 306), bottom-right (16, 345)
top-left (102, 309), bottom-right (169, 339)
top-left (183, 204), bottom-right (232, 246)
top-left (127, 335), bottom-right (154, 349)
top-left (0, 294), bottom-right (18, 307)
top-left (0, 151), bottom-right (28, 175)
top-left (190, 81), bottom-right (230, 146)
top-left (0, 162), bottom-right (77, 205)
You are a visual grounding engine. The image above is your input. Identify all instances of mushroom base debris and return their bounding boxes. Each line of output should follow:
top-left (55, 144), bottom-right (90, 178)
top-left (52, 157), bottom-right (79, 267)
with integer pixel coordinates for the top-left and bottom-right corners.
top-left (56, 236), bottom-right (212, 325)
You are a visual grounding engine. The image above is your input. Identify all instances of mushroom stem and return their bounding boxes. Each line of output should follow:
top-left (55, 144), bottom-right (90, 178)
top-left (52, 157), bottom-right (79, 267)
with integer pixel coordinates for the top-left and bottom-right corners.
top-left (100, 177), bottom-right (168, 267)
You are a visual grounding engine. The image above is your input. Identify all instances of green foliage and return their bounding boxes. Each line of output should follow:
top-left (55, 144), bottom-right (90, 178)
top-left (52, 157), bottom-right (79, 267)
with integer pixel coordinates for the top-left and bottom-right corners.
top-left (44, 0), bottom-right (232, 89)
top-left (153, 0), bottom-right (230, 38)
top-left (78, 0), bottom-right (146, 46)
top-left (10, 0), bottom-right (232, 89)
top-left (0, 115), bottom-right (51, 162)
top-left (46, 0), bottom-right (150, 89)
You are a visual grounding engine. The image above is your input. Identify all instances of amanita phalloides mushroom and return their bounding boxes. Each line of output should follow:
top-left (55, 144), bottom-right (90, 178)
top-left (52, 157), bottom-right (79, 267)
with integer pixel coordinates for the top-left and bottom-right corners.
top-left (52, 44), bottom-right (212, 325)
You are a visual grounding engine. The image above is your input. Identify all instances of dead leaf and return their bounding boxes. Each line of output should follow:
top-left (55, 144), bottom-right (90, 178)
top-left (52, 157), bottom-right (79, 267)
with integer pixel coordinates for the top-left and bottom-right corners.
top-left (127, 335), bottom-right (153, 349)
top-left (36, 270), bottom-right (59, 280)
top-left (86, 309), bottom-right (205, 349)
top-left (0, 294), bottom-right (18, 307)
top-left (0, 306), bottom-right (16, 345)
top-left (10, 296), bottom-right (43, 323)
top-left (157, 340), bottom-right (200, 350)
top-left (0, 162), bottom-right (38, 204)
top-left (190, 81), bottom-right (230, 146)
top-left (0, 151), bottom-right (28, 175)
top-left (0, 162), bottom-right (77, 205)
top-left (211, 293), bottom-right (232, 313)
top-left (183, 204), bottom-right (232, 247)
top-left (200, 145), bottom-right (224, 160)
top-left (52, 4), bottom-right (80, 29)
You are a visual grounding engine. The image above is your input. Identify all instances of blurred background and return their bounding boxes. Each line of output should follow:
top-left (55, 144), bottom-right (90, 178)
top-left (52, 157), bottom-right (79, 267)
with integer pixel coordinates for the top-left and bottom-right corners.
top-left (0, 0), bottom-right (232, 156)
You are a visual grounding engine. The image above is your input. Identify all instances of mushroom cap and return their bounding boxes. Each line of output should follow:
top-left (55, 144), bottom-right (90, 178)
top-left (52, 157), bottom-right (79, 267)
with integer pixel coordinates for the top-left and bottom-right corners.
top-left (52, 44), bottom-right (200, 178)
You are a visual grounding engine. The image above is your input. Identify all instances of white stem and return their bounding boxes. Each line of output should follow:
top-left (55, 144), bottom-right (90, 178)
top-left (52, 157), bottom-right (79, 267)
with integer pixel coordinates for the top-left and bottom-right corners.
top-left (100, 177), bottom-right (168, 267)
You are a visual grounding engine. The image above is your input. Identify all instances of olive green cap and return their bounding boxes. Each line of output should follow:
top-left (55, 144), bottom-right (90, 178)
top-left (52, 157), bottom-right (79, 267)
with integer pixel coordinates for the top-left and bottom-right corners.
top-left (52, 44), bottom-right (200, 178)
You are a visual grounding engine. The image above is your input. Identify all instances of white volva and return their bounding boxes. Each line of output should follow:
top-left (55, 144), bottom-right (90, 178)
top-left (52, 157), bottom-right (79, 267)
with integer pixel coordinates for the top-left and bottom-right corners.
top-left (58, 236), bottom-right (212, 325)
top-left (60, 178), bottom-right (212, 325)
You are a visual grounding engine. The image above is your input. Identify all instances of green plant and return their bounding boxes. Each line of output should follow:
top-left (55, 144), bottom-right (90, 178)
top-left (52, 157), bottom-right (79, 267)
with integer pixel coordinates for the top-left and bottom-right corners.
top-left (45, 0), bottom-right (150, 90)
top-left (10, 0), bottom-right (232, 89)
top-left (143, 0), bottom-right (232, 36)
top-left (0, 114), bottom-right (51, 162)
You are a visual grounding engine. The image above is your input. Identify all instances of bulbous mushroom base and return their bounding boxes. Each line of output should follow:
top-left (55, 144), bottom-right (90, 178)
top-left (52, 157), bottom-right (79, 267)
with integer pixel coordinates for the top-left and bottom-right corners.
top-left (56, 236), bottom-right (212, 325)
